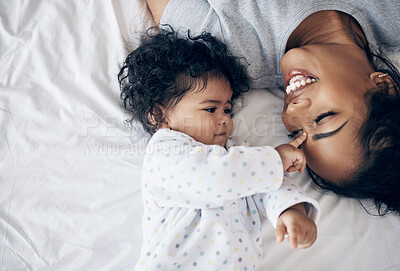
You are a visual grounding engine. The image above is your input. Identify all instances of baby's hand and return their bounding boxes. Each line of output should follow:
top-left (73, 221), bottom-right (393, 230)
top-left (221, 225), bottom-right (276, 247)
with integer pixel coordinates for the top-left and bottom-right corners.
top-left (275, 204), bottom-right (317, 249)
top-left (275, 133), bottom-right (307, 173)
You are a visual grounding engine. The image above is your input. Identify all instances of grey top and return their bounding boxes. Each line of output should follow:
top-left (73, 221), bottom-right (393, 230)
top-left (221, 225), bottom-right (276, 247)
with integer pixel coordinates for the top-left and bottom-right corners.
top-left (161, 0), bottom-right (400, 88)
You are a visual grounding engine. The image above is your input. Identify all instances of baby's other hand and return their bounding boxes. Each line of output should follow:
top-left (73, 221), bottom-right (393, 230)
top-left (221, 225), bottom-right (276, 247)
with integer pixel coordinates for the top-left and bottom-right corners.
top-left (275, 133), bottom-right (307, 173)
top-left (275, 204), bottom-right (317, 249)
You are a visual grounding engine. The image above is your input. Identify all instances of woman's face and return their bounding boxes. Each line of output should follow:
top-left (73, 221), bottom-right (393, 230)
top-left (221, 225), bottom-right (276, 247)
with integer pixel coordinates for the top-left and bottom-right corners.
top-left (281, 44), bottom-right (376, 183)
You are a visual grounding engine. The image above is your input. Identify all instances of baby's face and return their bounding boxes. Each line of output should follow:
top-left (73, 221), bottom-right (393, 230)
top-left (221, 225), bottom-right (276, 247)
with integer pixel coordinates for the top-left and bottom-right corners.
top-left (165, 77), bottom-right (233, 147)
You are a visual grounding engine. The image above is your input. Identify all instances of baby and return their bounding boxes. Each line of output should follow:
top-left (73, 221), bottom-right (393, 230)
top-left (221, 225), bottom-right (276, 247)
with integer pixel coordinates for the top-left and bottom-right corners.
top-left (118, 27), bottom-right (320, 270)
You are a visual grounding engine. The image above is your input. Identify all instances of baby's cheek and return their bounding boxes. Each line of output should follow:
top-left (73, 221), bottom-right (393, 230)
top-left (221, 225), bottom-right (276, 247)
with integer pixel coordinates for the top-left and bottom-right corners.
top-left (228, 119), bottom-right (234, 136)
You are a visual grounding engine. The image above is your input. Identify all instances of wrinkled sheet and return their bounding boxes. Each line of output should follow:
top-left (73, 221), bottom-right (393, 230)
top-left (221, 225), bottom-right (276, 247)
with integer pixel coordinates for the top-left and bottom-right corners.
top-left (0, 1), bottom-right (399, 270)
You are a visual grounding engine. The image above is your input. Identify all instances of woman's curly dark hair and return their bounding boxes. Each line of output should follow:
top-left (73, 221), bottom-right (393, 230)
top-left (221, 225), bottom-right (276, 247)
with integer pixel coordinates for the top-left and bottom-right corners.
top-left (307, 19), bottom-right (400, 216)
top-left (118, 26), bottom-right (250, 134)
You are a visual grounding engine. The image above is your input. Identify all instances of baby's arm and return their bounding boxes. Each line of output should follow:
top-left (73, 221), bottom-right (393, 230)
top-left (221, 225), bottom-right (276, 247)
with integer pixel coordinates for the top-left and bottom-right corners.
top-left (275, 203), bottom-right (317, 249)
top-left (275, 133), bottom-right (307, 173)
top-left (143, 129), bottom-right (284, 209)
top-left (253, 174), bottom-right (320, 249)
top-left (272, 133), bottom-right (316, 249)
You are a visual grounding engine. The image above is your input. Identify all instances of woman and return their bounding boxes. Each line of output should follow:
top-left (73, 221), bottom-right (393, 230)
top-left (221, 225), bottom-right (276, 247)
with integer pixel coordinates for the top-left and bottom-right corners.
top-left (146, 0), bottom-right (400, 215)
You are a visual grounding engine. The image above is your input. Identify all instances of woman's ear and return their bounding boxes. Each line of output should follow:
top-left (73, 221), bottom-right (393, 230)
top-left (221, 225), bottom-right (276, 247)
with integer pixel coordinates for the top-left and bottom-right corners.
top-left (369, 72), bottom-right (398, 95)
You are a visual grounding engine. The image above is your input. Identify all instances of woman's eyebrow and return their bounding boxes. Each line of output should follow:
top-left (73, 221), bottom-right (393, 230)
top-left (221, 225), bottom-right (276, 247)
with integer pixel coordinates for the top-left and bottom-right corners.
top-left (312, 120), bottom-right (348, 140)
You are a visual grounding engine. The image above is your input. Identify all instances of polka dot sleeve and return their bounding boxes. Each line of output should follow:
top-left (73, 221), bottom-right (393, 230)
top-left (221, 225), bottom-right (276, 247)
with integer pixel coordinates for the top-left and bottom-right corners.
top-left (142, 129), bottom-right (284, 209)
top-left (253, 175), bottom-right (321, 228)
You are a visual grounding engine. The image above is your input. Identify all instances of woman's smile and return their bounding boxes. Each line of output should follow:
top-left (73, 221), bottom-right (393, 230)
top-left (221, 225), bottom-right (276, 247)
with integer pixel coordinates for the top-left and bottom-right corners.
top-left (284, 69), bottom-right (319, 104)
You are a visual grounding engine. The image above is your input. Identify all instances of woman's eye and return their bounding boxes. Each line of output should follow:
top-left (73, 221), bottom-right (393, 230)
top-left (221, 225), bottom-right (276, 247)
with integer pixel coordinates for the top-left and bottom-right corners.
top-left (205, 108), bottom-right (216, 113)
top-left (288, 129), bottom-right (303, 139)
top-left (315, 111), bottom-right (336, 123)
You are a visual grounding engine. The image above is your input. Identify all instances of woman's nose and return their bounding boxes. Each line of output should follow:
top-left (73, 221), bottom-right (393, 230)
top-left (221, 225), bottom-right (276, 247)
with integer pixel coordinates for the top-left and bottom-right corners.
top-left (286, 98), bottom-right (312, 116)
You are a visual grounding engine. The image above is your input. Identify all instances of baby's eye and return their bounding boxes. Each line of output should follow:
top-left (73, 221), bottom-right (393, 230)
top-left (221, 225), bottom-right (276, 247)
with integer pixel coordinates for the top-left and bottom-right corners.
top-left (224, 108), bottom-right (232, 115)
top-left (204, 108), bottom-right (216, 113)
top-left (288, 129), bottom-right (303, 139)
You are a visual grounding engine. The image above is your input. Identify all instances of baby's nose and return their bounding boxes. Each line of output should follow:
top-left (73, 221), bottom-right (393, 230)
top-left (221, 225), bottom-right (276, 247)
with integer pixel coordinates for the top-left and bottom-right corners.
top-left (218, 114), bottom-right (228, 125)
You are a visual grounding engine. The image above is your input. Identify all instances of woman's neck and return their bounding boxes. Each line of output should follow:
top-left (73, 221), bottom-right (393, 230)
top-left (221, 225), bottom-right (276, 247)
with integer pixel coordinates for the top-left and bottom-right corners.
top-left (285, 10), bottom-right (366, 51)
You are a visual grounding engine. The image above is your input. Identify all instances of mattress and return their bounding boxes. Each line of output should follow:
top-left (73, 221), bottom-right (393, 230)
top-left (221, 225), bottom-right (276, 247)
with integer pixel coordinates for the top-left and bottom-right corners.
top-left (1, 1), bottom-right (399, 270)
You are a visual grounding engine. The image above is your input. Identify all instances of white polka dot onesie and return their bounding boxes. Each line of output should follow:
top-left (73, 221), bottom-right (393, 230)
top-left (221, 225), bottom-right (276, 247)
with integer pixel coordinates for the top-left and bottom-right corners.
top-left (136, 129), bottom-right (320, 270)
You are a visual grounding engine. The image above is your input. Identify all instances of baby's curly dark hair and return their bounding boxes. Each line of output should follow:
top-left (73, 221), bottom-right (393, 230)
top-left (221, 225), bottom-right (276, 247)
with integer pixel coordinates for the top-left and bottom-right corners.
top-left (118, 26), bottom-right (250, 134)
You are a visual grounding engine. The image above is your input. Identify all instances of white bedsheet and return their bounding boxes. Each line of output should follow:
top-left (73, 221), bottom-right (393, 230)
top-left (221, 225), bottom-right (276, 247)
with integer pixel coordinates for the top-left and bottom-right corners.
top-left (0, 1), bottom-right (399, 270)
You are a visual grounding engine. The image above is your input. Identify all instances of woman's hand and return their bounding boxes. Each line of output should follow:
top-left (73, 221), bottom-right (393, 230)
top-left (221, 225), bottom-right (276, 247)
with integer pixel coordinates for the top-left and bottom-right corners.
top-left (275, 203), bottom-right (317, 249)
top-left (275, 133), bottom-right (307, 173)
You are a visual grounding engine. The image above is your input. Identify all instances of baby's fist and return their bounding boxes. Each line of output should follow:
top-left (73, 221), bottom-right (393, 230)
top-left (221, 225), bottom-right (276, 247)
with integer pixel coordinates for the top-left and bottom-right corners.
top-left (275, 206), bottom-right (317, 249)
top-left (275, 133), bottom-right (307, 173)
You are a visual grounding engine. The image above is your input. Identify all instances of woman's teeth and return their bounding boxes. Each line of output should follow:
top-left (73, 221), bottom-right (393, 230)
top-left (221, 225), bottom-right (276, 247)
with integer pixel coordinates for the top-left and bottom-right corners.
top-left (286, 75), bottom-right (318, 94)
